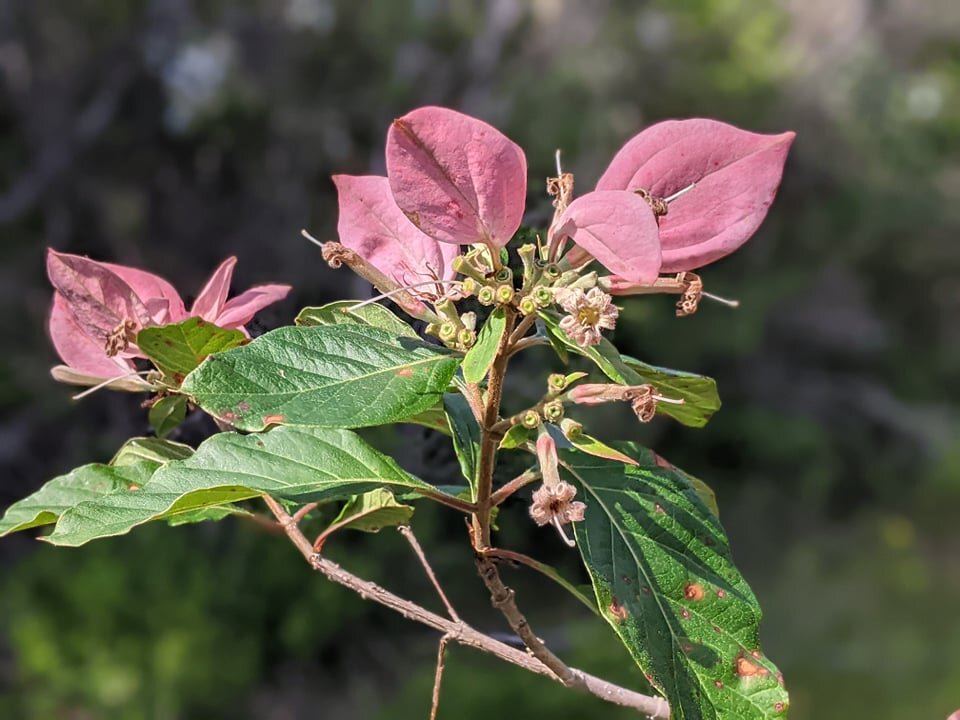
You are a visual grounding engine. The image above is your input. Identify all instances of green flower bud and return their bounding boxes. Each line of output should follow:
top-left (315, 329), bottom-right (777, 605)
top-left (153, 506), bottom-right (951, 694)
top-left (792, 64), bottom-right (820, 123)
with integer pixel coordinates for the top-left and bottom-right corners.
top-left (543, 263), bottom-right (562, 281)
top-left (477, 286), bottom-right (496, 306)
top-left (518, 296), bottom-right (538, 315)
top-left (460, 276), bottom-right (479, 297)
top-left (560, 418), bottom-right (583, 439)
top-left (495, 284), bottom-right (515, 305)
top-left (533, 287), bottom-right (553, 308)
top-left (439, 322), bottom-right (458, 341)
top-left (424, 322), bottom-right (441, 337)
top-left (548, 373), bottom-right (567, 392)
top-left (543, 399), bottom-right (564, 422)
top-left (494, 267), bottom-right (513, 284)
top-left (521, 409), bottom-right (541, 429)
top-left (457, 328), bottom-right (477, 348)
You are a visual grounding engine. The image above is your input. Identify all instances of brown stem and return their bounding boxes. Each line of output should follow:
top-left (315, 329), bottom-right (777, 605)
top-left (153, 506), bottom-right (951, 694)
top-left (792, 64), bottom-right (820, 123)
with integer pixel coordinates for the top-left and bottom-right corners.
top-left (262, 495), bottom-right (669, 718)
top-left (491, 469), bottom-right (539, 506)
top-left (398, 525), bottom-right (461, 622)
top-left (507, 313), bottom-right (538, 346)
top-left (471, 308), bottom-right (517, 550)
top-left (476, 555), bottom-right (581, 687)
top-left (430, 635), bottom-right (451, 720)
top-left (292, 502), bottom-right (319, 524)
top-left (505, 335), bottom-right (547, 358)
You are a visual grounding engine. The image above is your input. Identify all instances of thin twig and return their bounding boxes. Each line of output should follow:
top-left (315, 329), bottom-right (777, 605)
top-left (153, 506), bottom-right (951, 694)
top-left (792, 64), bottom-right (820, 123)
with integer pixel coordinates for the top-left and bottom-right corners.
top-left (507, 313), bottom-right (538, 346)
top-left (293, 502), bottom-right (319, 524)
top-left (261, 495), bottom-right (669, 718)
top-left (505, 335), bottom-right (547, 358)
top-left (430, 634), bottom-right (451, 720)
top-left (491, 469), bottom-right (540, 506)
top-left (399, 525), bottom-right (461, 622)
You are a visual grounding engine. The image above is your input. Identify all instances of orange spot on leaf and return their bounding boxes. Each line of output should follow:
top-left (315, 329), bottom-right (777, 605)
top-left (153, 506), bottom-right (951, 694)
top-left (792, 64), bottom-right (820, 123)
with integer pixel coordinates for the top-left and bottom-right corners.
top-left (608, 598), bottom-right (629, 622)
top-left (396, 367), bottom-right (414, 378)
top-left (684, 582), bottom-right (705, 601)
top-left (262, 414), bottom-right (286, 425)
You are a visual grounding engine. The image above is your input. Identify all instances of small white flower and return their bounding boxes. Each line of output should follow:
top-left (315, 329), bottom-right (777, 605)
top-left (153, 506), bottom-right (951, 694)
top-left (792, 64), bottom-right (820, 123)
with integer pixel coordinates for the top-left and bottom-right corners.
top-left (556, 287), bottom-right (618, 347)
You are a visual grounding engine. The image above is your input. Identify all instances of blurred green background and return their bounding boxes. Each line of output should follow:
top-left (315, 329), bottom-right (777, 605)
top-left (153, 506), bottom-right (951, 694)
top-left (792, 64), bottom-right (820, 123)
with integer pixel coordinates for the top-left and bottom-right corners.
top-left (1, 1), bottom-right (958, 718)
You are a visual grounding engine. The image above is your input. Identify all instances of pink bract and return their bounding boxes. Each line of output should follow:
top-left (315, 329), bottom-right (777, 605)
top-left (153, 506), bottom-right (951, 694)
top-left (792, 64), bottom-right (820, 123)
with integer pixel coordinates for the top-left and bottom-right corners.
top-left (549, 190), bottom-right (661, 284)
top-left (596, 118), bottom-right (795, 272)
top-left (333, 174), bottom-right (460, 296)
top-left (386, 106), bottom-right (527, 249)
top-left (46, 250), bottom-right (290, 386)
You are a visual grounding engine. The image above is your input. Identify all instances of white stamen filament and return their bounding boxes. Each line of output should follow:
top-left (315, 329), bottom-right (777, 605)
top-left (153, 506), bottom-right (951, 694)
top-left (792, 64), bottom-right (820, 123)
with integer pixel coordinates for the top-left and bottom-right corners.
top-left (652, 394), bottom-right (686, 405)
top-left (552, 516), bottom-right (577, 548)
top-left (664, 183), bottom-right (696, 204)
top-left (301, 228), bottom-right (324, 248)
top-left (346, 280), bottom-right (465, 311)
top-left (555, 148), bottom-right (563, 177)
top-left (71, 371), bottom-right (151, 400)
top-left (702, 291), bottom-right (740, 308)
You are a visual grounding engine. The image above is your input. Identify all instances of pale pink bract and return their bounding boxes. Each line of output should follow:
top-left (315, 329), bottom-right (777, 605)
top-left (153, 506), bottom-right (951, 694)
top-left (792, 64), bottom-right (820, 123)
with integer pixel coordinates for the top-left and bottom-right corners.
top-left (386, 106), bottom-right (527, 249)
top-left (596, 118), bottom-right (795, 273)
top-left (47, 249), bottom-right (290, 386)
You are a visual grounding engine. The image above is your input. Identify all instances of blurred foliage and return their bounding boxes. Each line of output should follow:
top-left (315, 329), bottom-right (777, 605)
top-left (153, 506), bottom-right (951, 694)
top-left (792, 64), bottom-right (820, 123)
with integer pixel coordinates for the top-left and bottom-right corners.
top-left (1, 0), bottom-right (958, 718)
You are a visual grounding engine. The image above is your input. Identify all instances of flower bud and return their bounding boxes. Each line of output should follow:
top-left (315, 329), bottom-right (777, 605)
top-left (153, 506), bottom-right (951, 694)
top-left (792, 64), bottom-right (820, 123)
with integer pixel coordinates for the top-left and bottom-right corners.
top-left (560, 418), bottom-right (583, 439)
top-left (543, 399), bottom-right (564, 423)
top-left (495, 284), bottom-right (515, 305)
top-left (533, 287), bottom-right (553, 308)
top-left (477, 286), bottom-right (496, 306)
top-left (547, 373), bottom-right (567, 392)
top-left (543, 263), bottom-right (562, 282)
top-left (494, 267), bottom-right (513, 284)
top-left (521, 409), bottom-right (541, 428)
top-left (438, 322), bottom-right (458, 341)
top-left (518, 296), bottom-right (538, 315)
top-left (457, 328), bottom-right (477, 348)
top-left (460, 276), bottom-right (479, 297)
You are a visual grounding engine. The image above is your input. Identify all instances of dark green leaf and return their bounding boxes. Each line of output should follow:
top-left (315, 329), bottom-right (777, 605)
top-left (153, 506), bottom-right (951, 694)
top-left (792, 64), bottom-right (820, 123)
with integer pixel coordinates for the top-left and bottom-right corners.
top-left (444, 393), bottom-right (481, 497)
top-left (45, 426), bottom-right (435, 546)
top-left (295, 301), bottom-right (419, 338)
top-left (565, 446), bottom-right (787, 720)
top-left (623, 356), bottom-right (722, 428)
top-left (181, 325), bottom-right (460, 431)
top-left (149, 395), bottom-right (188, 438)
top-left (0, 462), bottom-right (159, 537)
top-left (462, 307), bottom-right (507, 384)
top-left (137, 317), bottom-right (246, 377)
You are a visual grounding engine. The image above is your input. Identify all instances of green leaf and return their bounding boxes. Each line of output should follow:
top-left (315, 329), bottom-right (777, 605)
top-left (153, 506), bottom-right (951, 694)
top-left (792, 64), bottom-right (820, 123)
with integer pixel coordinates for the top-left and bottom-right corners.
top-left (110, 437), bottom-right (194, 466)
top-left (498, 424), bottom-right (530, 450)
top-left (623, 356), bottom-right (722, 428)
top-left (328, 489), bottom-right (414, 536)
top-left (567, 432), bottom-right (639, 466)
top-left (564, 446), bottom-right (787, 720)
top-left (181, 325), bottom-right (461, 431)
top-left (295, 301), bottom-right (419, 338)
top-left (137, 317), bottom-right (246, 378)
top-left (0, 462), bottom-right (159, 537)
top-left (45, 426), bottom-right (435, 547)
top-left (541, 313), bottom-right (721, 427)
top-left (462, 307), bottom-right (507, 384)
top-left (444, 393), bottom-right (481, 497)
top-left (148, 395), bottom-right (188, 438)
